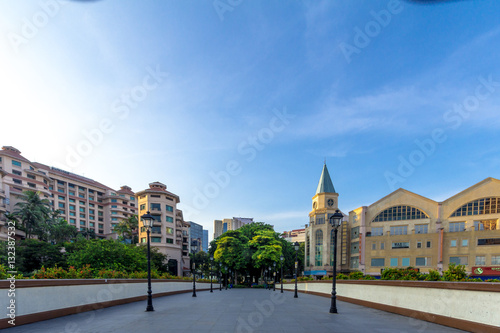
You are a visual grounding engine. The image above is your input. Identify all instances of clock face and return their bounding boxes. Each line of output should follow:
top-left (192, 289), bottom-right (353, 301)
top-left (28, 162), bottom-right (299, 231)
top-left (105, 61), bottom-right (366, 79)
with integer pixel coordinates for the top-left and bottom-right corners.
top-left (327, 199), bottom-right (334, 207)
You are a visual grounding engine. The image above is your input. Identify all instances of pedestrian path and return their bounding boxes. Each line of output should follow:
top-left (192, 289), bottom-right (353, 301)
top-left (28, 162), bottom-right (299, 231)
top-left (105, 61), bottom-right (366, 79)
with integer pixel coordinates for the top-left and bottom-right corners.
top-left (6, 289), bottom-right (468, 332)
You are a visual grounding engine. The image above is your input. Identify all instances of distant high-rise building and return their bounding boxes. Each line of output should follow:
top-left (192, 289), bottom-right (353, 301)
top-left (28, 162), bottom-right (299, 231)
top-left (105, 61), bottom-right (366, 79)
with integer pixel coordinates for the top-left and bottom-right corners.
top-left (188, 221), bottom-right (204, 254)
top-left (203, 229), bottom-right (208, 252)
top-left (213, 217), bottom-right (253, 239)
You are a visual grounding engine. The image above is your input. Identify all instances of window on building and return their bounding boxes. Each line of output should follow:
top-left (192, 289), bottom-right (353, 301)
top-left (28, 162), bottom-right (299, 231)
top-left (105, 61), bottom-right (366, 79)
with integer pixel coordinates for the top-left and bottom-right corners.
top-left (141, 238), bottom-right (146, 243)
top-left (27, 174), bottom-right (36, 180)
top-left (151, 203), bottom-right (161, 211)
top-left (166, 227), bottom-right (173, 235)
top-left (426, 241), bottom-right (431, 248)
top-left (69, 219), bottom-right (76, 224)
top-left (350, 241), bottom-right (359, 254)
top-left (475, 256), bottom-right (486, 265)
top-left (449, 256), bottom-right (468, 265)
top-left (372, 243), bottom-right (377, 250)
top-left (79, 207), bottom-right (85, 212)
top-left (371, 227), bottom-right (383, 236)
top-left (417, 241), bottom-right (422, 248)
top-left (351, 226), bottom-right (359, 239)
top-left (371, 258), bottom-right (385, 267)
top-left (380, 242), bottom-right (385, 250)
top-left (390, 225), bottom-right (407, 235)
top-left (166, 205), bottom-right (173, 212)
top-left (450, 197), bottom-right (500, 217)
top-left (80, 214), bottom-right (85, 218)
top-left (462, 239), bottom-right (468, 247)
top-left (89, 203), bottom-right (94, 207)
top-left (373, 205), bottom-right (429, 222)
top-left (477, 238), bottom-right (500, 246)
top-left (491, 255), bottom-right (500, 265)
top-left (58, 203), bottom-right (65, 208)
top-left (27, 183), bottom-right (36, 188)
top-left (80, 221), bottom-right (85, 225)
top-left (151, 237), bottom-right (161, 243)
top-left (166, 216), bottom-right (173, 222)
top-left (89, 222), bottom-right (95, 227)
top-left (415, 224), bottom-right (428, 234)
top-left (350, 257), bottom-right (359, 269)
top-left (12, 170), bottom-right (22, 176)
top-left (69, 198), bottom-right (75, 203)
top-left (316, 217), bottom-right (325, 225)
top-left (306, 232), bottom-right (310, 267)
top-left (69, 191), bottom-right (75, 196)
top-left (449, 222), bottom-right (466, 232)
top-left (402, 257), bottom-right (410, 266)
top-left (111, 212), bottom-right (118, 215)
top-left (12, 160), bottom-right (21, 167)
top-left (111, 199), bottom-right (117, 203)
top-left (166, 238), bottom-right (174, 244)
top-left (140, 204), bottom-right (146, 210)
top-left (13, 179), bottom-right (22, 184)
top-left (390, 258), bottom-right (398, 267)
top-left (70, 212), bottom-right (75, 216)
top-left (451, 240), bottom-right (457, 247)
top-left (416, 257), bottom-right (431, 266)
top-left (315, 229), bottom-right (323, 266)
top-left (111, 218), bottom-right (118, 221)
top-left (474, 220), bottom-right (497, 231)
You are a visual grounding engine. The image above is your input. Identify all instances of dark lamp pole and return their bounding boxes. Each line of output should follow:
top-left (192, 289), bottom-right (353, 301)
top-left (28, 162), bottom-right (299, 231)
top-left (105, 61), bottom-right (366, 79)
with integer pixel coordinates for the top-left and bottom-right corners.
top-left (280, 255), bottom-right (284, 293)
top-left (192, 243), bottom-right (198, 297)
top-left (219, 262), bottom-right (222, 291)
top-left (294, 241), bottom-right (299, 298)
top-left (273, 262), bottom-right (276, 291)
top-left (210, 256), bottom-right (214, 293)
top-left (225, 266), bottom-right (228, 290)
top-left (329, 209), bottom-right (343, 314)
top-left (141, 211), bottom-right (155, 312)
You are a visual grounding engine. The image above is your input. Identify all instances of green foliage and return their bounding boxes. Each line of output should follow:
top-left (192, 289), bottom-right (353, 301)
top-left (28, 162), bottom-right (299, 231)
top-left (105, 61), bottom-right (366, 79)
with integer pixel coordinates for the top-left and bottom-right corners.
top-left (443, 263), bottom-right (468, 281)
top-left (424, 269), bottom-right (442, 281)
top-left (336, 273), bottom-right (349, 280)
top-left (136, 245), bottom-right (170, 273)
top-left (348, 271), bottom-right (364, 280)
top-left (10, 190), bottom-right (51, 239)
top-left (115, 215), bottom-right (139, 244)
top-left (67, 239), bottom-right (147, 273)
top-left (381, 267), bottom-right (421, 280)
top-left (0, 264), bottom-right (7, 279)
top-left (362, 274), bottom-right (377, 280)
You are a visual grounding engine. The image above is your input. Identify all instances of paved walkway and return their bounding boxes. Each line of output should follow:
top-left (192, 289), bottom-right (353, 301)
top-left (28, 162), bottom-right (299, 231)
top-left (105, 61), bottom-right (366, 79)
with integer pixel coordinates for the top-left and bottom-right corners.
top-left (7, 289), bottom-right (468, 333)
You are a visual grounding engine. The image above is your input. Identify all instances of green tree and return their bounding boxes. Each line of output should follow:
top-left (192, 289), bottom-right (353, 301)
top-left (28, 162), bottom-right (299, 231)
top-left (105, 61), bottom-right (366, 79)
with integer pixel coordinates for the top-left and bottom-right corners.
top-left (11, 191), bottom-right (51, 239)
top-left (214, 230), bottom-right (250, 275)
top-left (137, 244), bottom-right (170, 273)
top-left (67, 239), bottom-right (147, 272)
top-left (115, 215), bottom-right (138, 244)
top-left (48, 218), bottom-right (78, 244)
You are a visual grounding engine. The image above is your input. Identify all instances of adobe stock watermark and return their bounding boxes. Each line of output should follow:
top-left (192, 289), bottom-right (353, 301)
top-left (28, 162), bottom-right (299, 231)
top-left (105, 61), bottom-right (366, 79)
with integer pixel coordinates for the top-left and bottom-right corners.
top-left (213, 0), bottom-right (243, 22)
top-left (339, 0), bottom-right (404, 64)
top-left (183, 107), bottom-right (294, 217)
top-left (237, 291), bottom-right (286, 333)
top-left (61, 65), bottom-right (167, 169)
top-left (7, 0), bottom-right (67, 53)
top-left (385, 75), bottom-right (500, 191)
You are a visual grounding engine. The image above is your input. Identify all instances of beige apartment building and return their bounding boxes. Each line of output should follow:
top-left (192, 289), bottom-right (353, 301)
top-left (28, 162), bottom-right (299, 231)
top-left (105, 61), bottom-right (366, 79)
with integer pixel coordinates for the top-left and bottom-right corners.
top-left (136, 182), bottom-right (190, 276)
top-left (351, 177), bottom-right (500, 276)
top-left (213, 217), bottom-right (254, 239)
top-left (305, 164), bottom-right (500, 278)
top-left (282, 229), bottom-right (306, 244)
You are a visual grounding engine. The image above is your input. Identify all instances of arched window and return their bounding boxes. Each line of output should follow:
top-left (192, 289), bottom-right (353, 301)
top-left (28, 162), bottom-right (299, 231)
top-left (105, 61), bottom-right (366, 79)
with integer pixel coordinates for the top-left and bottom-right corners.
top-left (315, 230), bottom-right (323, 266)
top-left (372, 205), bottom-right (429, 222)
top-left (330, 229), bottom-right (335, 266)
top-left (450, 197), bottom-right (500, 217)
top-left (305, 232), bottom-right (310, 267)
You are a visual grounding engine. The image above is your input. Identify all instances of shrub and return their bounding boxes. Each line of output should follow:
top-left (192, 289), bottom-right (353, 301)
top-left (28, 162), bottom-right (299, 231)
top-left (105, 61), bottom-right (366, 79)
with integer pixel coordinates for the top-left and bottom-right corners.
top-left (336, 273), bottom-right (349, 280)
top-left (0, 264), bottom-right (7, 280)
top-left (443, 263), bottom-right (467, 281)
top-left (362, 275), bottom-right (376, 280)
top-left (349, 271), bottom-right (364, 280)
top-left (485, 279), bottom-right (500, 282)
top-left (423, 269), bottom-right (442, 281)
top-left (381, 267), bottom-right (421, 281)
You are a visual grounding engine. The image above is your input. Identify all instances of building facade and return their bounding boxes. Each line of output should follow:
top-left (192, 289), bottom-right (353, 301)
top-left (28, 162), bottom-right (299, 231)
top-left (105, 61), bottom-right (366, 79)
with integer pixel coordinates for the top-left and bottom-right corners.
top-left (136, 182), bottom-right (190, 276)
top-left (350, 177), bottom-right (500, 276)
top-left (304, 164), bottom-right (348, 277)
top-left (188, 221), bottom-right (204, 254)
top-left (0, 146), bottom-right (137, 240)
top-left (282, 229), bottom-right (306, 244)
top-left (213, 217), bottom-right (254, 239)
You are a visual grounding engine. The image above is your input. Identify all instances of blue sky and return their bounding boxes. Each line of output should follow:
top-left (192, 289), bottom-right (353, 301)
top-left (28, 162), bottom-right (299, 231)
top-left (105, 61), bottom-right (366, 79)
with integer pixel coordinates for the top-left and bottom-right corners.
top-left (1, 0), bottom-right (500, 239)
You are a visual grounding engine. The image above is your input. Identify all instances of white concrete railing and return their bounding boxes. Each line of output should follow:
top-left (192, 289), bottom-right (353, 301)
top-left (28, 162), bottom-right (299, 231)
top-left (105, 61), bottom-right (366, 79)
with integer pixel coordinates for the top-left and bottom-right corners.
top-left (283, 280), bottom-right (500, 332)
top-left (0, 279), bottom-right (211, 329)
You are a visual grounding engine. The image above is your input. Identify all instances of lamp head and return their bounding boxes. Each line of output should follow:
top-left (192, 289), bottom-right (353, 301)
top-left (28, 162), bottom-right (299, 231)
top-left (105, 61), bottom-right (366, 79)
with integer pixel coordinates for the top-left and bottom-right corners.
top-left (280, 255), bottom-right (284, 262)
top-left (140, 211), bottom-right (154, 229)
top-left (294, 241), bottom-right (300, 251)
top-left (330, 209), bottom-right (343, 229)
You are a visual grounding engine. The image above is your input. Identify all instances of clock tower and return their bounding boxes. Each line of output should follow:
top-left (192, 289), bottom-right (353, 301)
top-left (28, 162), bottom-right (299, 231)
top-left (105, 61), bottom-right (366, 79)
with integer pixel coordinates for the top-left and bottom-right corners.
top-left (305, 163), bottom-right (342, 278)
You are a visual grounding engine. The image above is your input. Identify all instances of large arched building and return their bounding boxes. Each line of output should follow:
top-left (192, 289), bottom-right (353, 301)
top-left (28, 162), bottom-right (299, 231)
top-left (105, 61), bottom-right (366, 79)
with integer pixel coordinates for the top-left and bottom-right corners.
top-left (305, 164), bottom-right (500, 278)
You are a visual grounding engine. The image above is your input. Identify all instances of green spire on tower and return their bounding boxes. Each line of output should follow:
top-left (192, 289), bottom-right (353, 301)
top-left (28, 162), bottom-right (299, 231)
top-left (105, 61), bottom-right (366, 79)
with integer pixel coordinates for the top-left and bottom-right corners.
top-left (316, 163), bottom-right (336, 194)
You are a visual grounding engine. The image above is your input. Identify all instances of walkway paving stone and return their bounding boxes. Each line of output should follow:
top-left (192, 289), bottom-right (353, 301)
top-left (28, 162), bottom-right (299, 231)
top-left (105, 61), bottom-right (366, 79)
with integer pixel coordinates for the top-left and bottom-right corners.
top-left (7, 289), bottom-right (468, 332)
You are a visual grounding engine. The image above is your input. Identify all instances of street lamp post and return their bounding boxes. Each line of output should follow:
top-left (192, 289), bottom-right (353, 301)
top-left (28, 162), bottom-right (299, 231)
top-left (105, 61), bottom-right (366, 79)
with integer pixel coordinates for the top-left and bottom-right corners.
top-left (329, 209), bottom-right (343, 314)
top-left (225, 266), bottom-right (228, 290)
top-left (280, 255), bottom-right (284, 293)
top-left (210, 256), bottom-right (214, 293)
top-left (191, 242), bottom-right (198, 298)
top-left (273, 262), bottom-right (276, 291)
top-left (268, 266), bottom-right (272, 290)
top-left (141, 211), bottom-right (155, 312)
top-left (293, 241), bottom-right (299, 298)
top-left (219, 262), bottom-right (222, 291)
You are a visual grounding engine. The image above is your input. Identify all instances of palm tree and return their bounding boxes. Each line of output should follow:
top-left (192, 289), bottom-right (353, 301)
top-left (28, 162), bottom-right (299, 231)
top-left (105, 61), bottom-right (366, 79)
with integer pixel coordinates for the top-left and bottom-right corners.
top-left (115, 215), bottom-right (138, 244)
top-left (12, 191), bottom-right (51, 239)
